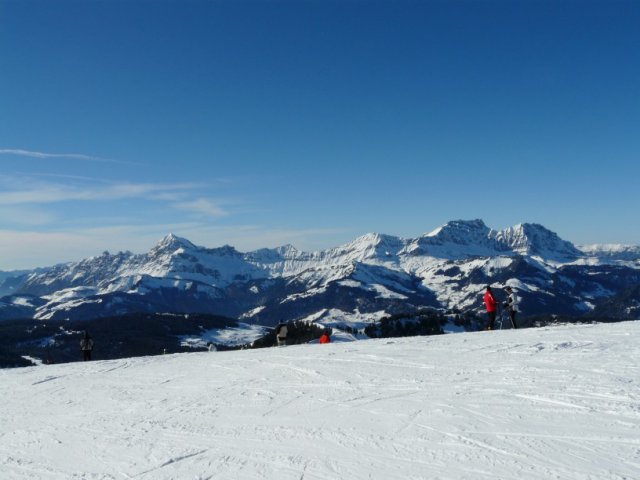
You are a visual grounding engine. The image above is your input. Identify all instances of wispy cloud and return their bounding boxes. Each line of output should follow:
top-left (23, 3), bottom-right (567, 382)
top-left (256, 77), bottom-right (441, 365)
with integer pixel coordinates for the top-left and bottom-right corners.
top-left (14, 172), bottom-right (114, 183)
top-left (0, 148), bottom-right (131, 164)
top-left (0, 175), bottom-right (238, 245)
top-left (173, 198), bottom-right (228, 218)
top-left (0, 179), bottom-right (201, 206)
top-left (0, 206), bottom-right (58, 226)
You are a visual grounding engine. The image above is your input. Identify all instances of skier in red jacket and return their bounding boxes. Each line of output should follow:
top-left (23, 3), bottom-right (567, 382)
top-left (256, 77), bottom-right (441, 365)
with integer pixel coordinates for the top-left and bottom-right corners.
top-left (319, 329), bottom-right (332, 344)
top-left (484, 285), bottom-right (498, 330)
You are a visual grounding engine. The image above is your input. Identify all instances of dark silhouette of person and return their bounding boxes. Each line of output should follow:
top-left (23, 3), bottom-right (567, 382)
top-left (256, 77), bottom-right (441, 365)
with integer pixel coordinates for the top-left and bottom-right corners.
top-left (80, 331), bottom-right (94, 361)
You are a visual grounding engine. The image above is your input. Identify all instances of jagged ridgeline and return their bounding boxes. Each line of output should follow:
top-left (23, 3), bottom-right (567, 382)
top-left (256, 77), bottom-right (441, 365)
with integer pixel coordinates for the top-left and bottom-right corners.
top-left (1, 220), bottom-right (639, 328)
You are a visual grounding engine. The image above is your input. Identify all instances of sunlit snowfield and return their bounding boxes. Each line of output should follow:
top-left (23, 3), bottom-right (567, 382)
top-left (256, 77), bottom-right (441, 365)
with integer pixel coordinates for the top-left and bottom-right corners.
top-left (1, 322), bottom-right (638, 479)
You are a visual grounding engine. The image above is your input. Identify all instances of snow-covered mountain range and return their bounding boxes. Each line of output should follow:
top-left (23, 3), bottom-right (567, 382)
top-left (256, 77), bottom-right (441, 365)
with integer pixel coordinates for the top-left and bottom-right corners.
top-left (1, 220), bottom-right (639, 325)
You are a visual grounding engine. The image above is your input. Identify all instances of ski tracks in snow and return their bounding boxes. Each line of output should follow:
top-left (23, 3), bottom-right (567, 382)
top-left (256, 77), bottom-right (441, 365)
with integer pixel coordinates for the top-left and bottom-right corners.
top-left (0, 322), bottom-right (638, 479)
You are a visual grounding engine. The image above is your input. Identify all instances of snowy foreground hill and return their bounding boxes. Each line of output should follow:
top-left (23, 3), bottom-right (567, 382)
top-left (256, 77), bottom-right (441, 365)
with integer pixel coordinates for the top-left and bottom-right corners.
top-left (1, 322), bottom-right (638, 480)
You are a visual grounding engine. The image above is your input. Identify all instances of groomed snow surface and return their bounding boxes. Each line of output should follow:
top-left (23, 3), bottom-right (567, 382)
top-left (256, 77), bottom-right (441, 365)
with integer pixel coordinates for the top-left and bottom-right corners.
top-left (1, 322), bottom-right (638, 480)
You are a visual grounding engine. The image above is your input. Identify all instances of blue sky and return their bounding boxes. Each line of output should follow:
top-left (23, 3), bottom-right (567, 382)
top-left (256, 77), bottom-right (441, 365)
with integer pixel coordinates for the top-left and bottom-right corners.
top-left (1, 0), bottom-right (639, 269)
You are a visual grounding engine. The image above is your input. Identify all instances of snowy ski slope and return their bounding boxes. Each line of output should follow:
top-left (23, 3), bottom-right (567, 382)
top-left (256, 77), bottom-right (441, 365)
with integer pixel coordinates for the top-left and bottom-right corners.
top-left (1, 322), bottom-right (638, 479)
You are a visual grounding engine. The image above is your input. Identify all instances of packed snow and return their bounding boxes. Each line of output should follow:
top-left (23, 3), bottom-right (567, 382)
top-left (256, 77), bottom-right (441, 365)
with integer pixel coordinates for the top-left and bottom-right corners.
top-left (1, 322), bottom-right (638, 479)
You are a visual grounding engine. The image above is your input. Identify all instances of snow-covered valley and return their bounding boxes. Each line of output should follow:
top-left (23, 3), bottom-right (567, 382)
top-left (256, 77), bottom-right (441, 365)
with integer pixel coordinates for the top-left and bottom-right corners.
top-left (1, 321), bottom-right (638, 479)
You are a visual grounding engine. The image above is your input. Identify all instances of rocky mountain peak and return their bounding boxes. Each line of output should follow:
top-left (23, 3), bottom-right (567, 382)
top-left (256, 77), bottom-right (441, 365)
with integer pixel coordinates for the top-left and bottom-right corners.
top-left (152, 233), bottom-right (197, 253)
top-left (495, 223), bottom-right (581, 259)
top-left (338, 233), bottom-right (406, 261)
top-left (424, 219), bottom-right (492, 245)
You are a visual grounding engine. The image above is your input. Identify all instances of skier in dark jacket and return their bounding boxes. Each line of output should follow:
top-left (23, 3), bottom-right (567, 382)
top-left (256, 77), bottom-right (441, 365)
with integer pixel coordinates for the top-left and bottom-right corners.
top-left (484, 285), bottom-right (498, 330)
top-left (80, 331), bottom-right (94, 361)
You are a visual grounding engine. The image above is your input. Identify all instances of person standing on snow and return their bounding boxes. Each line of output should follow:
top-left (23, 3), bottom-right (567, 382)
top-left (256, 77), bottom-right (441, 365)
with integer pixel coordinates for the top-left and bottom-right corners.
top-left (484, 285), bottom-right (498, 330)
top-left (503, 286), bottom-right (519, 329)
top-left (80, 331), bottom-right (94, 361)
top-left (319, 329), bottom-right (332, 344)
top-left (275, 322), bottom-right (288, 347)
